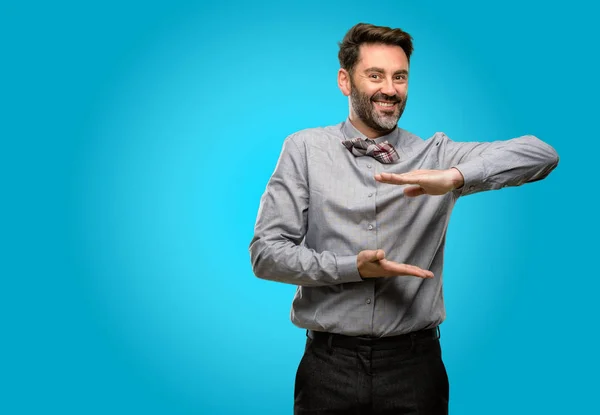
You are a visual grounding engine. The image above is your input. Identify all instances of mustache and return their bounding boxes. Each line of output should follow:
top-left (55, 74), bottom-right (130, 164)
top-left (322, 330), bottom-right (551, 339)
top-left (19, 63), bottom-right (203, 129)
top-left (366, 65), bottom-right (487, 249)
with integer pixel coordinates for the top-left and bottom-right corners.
top-left (371, 93), bottom-right (401, 103)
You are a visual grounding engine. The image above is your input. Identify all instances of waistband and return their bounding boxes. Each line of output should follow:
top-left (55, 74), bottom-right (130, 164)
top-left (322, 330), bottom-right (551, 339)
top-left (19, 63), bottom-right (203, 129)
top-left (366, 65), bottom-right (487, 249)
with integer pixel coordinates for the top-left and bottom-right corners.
top-left (307, 327), bottom-right (440, 350)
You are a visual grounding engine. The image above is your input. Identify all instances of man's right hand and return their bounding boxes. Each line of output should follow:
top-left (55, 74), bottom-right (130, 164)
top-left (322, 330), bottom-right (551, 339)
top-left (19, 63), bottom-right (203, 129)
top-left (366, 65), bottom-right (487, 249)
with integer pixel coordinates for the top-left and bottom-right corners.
top-left (357, 249), bottom-right (434, 279)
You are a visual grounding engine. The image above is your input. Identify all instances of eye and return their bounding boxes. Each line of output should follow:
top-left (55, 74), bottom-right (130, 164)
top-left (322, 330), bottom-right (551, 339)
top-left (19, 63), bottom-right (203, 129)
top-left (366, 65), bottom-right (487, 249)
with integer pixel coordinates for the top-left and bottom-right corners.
top-left (395, 74), bottom-right (408, 81)
top-left (369, 74), bottom-right (381, 79)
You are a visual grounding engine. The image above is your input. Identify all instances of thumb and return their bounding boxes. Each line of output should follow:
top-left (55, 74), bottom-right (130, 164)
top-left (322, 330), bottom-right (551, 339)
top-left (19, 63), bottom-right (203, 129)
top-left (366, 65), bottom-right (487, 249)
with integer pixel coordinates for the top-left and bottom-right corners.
top-left (371, 249), bottom-right (386, 262)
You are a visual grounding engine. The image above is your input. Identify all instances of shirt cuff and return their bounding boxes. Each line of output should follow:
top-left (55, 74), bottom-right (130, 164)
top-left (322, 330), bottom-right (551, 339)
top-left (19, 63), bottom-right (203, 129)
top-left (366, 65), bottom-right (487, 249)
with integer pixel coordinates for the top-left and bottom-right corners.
top-left (452, 159), bottom-right (486, 195)
top-left (336, 255), bottom-right (363, 283)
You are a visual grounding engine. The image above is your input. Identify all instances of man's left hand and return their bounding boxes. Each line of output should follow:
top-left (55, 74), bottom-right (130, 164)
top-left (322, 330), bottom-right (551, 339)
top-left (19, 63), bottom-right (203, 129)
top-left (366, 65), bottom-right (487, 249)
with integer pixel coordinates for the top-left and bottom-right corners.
top-left (374, 168), bottom-right (465, 197)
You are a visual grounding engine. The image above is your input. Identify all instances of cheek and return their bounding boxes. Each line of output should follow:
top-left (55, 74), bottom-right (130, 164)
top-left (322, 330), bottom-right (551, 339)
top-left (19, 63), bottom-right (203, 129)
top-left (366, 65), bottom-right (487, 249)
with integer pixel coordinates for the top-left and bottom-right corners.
top-left (357, 83), bottom-right (379, 98)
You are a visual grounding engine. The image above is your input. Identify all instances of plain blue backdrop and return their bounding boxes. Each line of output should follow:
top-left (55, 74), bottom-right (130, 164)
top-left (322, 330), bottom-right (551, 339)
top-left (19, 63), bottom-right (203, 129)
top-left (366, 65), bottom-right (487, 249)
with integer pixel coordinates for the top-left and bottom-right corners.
top-left (2, 0), bottom-right (597, 414)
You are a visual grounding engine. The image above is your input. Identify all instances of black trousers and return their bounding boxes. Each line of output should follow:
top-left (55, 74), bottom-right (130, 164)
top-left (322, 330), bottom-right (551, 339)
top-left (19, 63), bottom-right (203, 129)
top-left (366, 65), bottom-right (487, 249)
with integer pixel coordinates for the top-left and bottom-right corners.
top-left (294, 328), bottom-right (449, 414)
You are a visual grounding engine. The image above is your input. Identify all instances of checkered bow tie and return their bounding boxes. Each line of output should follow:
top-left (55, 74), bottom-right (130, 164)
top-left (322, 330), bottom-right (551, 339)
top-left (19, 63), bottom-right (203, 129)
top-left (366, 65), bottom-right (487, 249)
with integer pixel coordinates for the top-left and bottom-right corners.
top-left (341, 137), bottom-right (400, 164)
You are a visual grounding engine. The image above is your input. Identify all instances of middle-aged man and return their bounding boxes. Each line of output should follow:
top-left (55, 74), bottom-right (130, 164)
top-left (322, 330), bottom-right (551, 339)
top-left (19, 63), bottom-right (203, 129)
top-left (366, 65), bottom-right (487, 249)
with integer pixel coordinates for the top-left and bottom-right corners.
top-left (249, 22), bottom-right (559, 414)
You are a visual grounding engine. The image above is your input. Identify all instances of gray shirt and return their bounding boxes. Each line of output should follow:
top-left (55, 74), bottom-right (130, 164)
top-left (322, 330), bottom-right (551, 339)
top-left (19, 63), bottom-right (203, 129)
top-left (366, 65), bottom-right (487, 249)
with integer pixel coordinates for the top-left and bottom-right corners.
top-left (249, 119), bottom-right (558, 337)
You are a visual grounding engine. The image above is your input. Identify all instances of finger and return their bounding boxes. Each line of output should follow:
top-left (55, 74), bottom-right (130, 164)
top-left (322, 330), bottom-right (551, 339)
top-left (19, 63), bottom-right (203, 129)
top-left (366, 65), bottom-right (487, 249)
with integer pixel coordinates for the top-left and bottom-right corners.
top-left (378, 170), bottom-right (429, 178)
top-left (374, 172), bottom-right (409, 185)
top-left (380, 260), bottom-right (434, 278)
top-left (398, 264), bottom-right (434, 278)
top-left (404, 186), bottom-right (426, 197)
top-left (375, 172), bottom-right (426, 186)
top-left (371, 249), bottom-right (385, 262)
top-left (362, 249), bottom-right (380, 263)
top-left (403, 265), bottom-right (434, 279)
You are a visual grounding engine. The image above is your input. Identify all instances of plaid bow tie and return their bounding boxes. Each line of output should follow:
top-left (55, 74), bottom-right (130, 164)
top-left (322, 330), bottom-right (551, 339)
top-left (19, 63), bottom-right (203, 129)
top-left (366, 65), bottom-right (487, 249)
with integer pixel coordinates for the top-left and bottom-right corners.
top-left (341, 137), bottom-right (400, 164)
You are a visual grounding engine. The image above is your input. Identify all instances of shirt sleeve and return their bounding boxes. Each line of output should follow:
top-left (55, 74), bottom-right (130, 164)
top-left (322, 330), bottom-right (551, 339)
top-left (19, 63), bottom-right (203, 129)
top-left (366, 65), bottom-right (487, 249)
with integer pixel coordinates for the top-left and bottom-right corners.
top-left (249, 134), bottom-right (363, 287)
top-left (437, 133), bottom-right (559, 196)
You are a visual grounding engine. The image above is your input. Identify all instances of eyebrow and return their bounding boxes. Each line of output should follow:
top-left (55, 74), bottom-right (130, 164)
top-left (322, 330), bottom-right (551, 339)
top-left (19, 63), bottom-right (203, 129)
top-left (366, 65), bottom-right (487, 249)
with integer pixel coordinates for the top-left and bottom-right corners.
top-left (364, 67), bottom-right (409, 75)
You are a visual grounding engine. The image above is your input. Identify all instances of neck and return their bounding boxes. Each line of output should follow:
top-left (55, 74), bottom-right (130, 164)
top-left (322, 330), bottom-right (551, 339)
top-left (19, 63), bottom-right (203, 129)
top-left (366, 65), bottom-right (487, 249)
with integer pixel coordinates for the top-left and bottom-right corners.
top-left (348, 113), bottom-right (395, 139)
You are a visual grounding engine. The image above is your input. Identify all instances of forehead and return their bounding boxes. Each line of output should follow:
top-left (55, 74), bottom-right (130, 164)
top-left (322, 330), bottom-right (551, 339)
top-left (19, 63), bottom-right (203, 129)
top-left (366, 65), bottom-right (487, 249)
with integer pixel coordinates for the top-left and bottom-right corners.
top-left (356, 43), bottom-right (409, 71)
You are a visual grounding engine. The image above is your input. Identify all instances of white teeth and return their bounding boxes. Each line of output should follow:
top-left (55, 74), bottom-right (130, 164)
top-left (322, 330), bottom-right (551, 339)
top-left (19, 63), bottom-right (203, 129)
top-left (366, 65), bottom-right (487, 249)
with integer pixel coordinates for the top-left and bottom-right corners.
top-left (375, 102), bottom-right (395, 107)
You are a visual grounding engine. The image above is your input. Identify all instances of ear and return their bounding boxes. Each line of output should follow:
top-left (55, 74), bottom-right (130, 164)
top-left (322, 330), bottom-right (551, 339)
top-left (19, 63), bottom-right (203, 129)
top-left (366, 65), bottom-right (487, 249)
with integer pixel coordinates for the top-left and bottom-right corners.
top-left (338, 68), bottom-right (351, 96)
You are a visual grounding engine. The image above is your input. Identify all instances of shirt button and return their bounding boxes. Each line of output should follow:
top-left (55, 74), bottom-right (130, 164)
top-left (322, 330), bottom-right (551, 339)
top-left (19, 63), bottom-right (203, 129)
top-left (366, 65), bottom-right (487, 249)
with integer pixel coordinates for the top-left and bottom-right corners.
top-left (368, 193), bottom-right (373, 197)
top-left (366, 164), bottom-right (372, 169)
top-left (368, 224), bottom-right (374, 230)
top-left (366, 298), bottom-right (372, 304)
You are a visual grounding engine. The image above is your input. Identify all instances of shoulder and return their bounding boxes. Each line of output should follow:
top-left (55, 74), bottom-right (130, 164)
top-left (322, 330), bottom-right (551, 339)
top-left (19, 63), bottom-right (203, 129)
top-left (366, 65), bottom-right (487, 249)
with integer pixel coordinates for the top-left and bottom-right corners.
top-left (397, 127), bottom-right (424, 144)
top-left (287, 123), bottom-right (343, 144)
top-left (396, 127), bottom-right (453, 150)
top-left (283, 123), bottom-right (344, 156)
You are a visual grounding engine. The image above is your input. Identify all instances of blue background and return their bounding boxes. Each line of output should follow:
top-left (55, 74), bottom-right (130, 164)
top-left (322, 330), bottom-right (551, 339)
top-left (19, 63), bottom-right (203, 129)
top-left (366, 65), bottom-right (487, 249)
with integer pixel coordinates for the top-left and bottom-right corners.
top-left (2, 0), bottom-right (597, 413)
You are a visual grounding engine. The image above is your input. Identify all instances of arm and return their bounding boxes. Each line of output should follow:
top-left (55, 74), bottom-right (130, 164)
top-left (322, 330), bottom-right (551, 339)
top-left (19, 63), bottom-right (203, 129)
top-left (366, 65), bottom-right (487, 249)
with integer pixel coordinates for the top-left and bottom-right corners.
top-left (249, 135), bottom-right (363, 287)
top-left (443, 133), bottom-right (559, 196)
top-left (249, 135), bottom-right (434, 286)
top-left (375, 133), bottom-right (559, 197)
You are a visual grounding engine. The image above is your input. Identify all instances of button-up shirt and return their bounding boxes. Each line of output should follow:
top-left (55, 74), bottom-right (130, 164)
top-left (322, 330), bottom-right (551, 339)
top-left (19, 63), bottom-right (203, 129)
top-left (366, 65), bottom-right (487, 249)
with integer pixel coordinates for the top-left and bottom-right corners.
top-left (249, 119), bottom-right (558, 337)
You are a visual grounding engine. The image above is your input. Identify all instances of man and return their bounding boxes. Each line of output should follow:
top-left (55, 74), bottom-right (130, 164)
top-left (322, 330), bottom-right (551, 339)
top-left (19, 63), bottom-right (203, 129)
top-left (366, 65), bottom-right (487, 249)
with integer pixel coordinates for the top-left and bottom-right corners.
top-left (249, 22), bottom-right (558, 414)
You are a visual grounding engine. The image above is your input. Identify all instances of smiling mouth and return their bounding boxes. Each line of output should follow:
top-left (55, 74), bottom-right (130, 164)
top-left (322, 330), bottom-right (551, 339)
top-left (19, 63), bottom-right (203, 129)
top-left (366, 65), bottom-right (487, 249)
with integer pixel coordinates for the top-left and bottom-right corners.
top-left (373, 101), bottom-right (398, 110)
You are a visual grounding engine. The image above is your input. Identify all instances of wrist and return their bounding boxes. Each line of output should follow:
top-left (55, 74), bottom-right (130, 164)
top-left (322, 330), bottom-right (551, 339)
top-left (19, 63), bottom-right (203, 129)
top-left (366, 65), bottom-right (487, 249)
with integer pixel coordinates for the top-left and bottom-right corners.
top-left (449, 168), bottom-right (465, 190)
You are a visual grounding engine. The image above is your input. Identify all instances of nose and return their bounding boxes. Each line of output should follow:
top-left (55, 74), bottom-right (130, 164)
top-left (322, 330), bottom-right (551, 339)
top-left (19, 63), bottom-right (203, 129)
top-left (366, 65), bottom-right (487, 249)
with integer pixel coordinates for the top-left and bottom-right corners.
top-left (380, 78), bottom-right (397, 97)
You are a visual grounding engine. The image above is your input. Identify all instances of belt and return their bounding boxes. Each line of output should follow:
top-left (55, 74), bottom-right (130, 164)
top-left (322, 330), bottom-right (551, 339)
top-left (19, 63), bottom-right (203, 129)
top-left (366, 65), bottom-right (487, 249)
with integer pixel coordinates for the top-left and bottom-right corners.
top-left (307, 327), bottom-right (440, 350)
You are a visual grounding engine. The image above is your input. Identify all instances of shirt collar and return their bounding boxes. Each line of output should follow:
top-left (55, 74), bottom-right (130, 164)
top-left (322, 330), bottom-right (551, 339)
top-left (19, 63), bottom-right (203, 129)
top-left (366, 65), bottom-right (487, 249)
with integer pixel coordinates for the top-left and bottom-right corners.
top-left (341, 118), bottom-right (400, 147)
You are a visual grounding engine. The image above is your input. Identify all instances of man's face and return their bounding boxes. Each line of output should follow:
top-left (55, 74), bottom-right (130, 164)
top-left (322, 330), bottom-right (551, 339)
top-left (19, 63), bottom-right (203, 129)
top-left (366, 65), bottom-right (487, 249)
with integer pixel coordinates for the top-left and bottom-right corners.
top-left (348, 43), bottom-right (409, 133)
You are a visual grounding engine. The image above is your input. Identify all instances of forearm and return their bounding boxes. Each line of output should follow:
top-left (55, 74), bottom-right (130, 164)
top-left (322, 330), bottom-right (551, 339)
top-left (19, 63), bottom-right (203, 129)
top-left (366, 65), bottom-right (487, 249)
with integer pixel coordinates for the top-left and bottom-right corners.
top-left (249, 236), bottom-right (361, 287)
top-left (249, 134), bottom-right (362, 287)
top-left (449, 135), bottom-right (559, 195)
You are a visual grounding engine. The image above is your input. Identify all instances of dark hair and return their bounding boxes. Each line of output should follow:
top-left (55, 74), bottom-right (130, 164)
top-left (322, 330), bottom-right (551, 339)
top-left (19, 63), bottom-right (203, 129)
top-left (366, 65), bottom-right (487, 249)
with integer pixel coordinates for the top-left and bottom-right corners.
top-left (338, 23), bottom-right (414, 74)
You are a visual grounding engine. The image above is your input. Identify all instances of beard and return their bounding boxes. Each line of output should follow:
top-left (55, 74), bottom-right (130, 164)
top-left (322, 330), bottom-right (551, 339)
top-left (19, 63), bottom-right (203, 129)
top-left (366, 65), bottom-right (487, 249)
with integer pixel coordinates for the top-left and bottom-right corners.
top-left (350, 79), bottom-right (407, 133)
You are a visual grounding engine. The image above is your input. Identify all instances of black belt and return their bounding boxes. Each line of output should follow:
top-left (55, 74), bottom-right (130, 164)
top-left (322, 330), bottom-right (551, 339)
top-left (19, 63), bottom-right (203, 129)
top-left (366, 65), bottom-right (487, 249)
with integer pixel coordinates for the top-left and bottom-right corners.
top-left (307, 327), bottom-right (440, 350)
